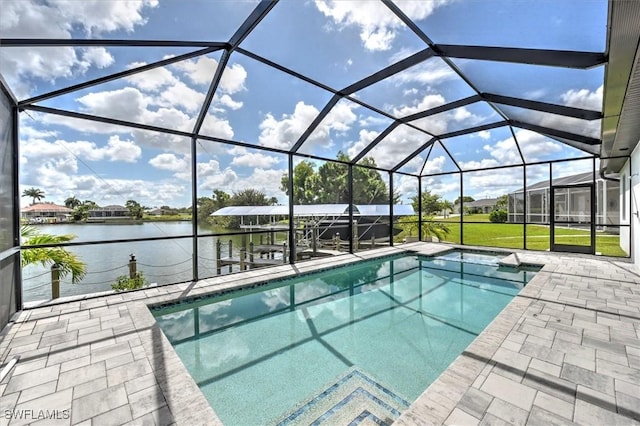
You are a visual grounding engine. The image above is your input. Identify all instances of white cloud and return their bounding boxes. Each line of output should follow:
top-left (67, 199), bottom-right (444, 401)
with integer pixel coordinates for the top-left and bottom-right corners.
top-left (347, 129), bottom-right (379, 159)
top-left (513, 129), bottom-right (563, 162)
top-left (148, 153), bottom-right (190, 173)
top-left (459, 158), bottom-right (500, 170)
top-left (235, 168), bottom-right (287, 202)
top-left (174, 56), bottom-right (217, 85)
top-left (0, 0), bottom-right (157, 98)
top-left (394, 94), bottom-right (446, 118)
top-left (365, 125), bottom-right (430, 169)
top-left (482, 135), bottom-right (522, 165)
top-left (200, 113), bottom-right (235, 139)
top-left (395, 175), bottom-right (418, 202)
top-left (156, 81), bottom-right (206, 113)
top-left (58, 175), bottom-right (188, 208)
top-left (125, 62), bottom-right (178, 92)
top-left (230, 152), bottom-right (281, 168)
top-left (101, 135), bottom-right (142, 162)
top-left (175, 57), bottom-right (247, 95)
top-left (463, 169), bottom-right (523, 198)
top-left (20, 135), bottom-right (141, 167)
top-left (77, 87), bottom-right (150, 122)
top-left (423, 155), bottom-right (447, 175)
top-left (477, 130), bottom-right (491, 140)
top-left (389, 59), bottom-right (457, 86)
top-left (314, 0), bottom-right (451, 51)
top-left (219, 94), bottom-right (244, 110)
top-left (220, 63), bottom-right (248, 95)
top-left (199, 168), bottom-right (239, 191)
top-left (258, 102), bottom-right (322, 149)
top-left (80, 47), bottom-right (115, 70)
top-left (561, 85), bottom-right (603, 111)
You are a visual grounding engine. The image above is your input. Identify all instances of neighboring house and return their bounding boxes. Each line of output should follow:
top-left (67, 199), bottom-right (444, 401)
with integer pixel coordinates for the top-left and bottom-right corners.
top-left (507, 172), bottom-right (620, 228)
top-left (87, 205), bottom-right (130, 222)
top-left (454, 198), bottom-right (498, 214)
top-left (148, 208), bottom-right (169, 216)
top-left (21, 203), bottom-right (73, 223)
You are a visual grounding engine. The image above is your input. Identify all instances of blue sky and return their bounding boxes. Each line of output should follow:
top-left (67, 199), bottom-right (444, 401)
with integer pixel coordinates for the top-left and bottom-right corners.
top-left (1, 0), bottom-right (607, 208)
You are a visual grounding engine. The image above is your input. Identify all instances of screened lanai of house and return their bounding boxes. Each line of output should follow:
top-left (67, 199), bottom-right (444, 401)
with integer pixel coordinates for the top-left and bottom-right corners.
top-left (2, 0), bottom-right (640, 304)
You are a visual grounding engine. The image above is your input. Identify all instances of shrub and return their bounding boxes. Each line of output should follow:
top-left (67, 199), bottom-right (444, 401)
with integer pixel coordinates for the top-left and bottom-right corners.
top-left (489, 209), bottom-right (508, 223)
top-left (112, 272), bottom-right (149, 292)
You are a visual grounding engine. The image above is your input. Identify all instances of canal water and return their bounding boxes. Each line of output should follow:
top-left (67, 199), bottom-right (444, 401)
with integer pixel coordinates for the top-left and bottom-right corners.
top-left (21, 222), bottom-right (269, 303)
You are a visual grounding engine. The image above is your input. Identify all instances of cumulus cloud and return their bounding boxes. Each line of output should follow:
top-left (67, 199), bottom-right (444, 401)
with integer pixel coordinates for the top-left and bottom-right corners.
top-left (365, 125), bottom-right (431, 169)
top-left (219, 94), bottom-right (244, 110)
top-left (148, 153), bottom-right (190, 174)
top-left (314, 0), bottom-right (451, 51)
top-left (389, 59), bottom-right (457, 86)
top-left (174, 56), bottom-right (247, 95)
top-left (156, 81), bottom-right (206, 113)
top-left (513, 129), bottom-right (563, 162)
top-left (423, 155), bottom-right (447, 175)
top-left (76, 87), bottom-right (150, 122)
top-left (347, 129), bottom-right (380, 159)
top-left (80, 47), bottom-right (115, 70)
top-left (17, 133), bottom-right (191, 206)
top-left (229, 149), bottom-right (281, 168)
top-left (0, 0), bottom-right (157, 98)
top-left (561, 85), bottom-right (603, 111)
top-left (477, 130), bottom-right (491, 140)
top-left (21, 135), bottom-right (141, 167)
top-left (394, 94), bottom-right (446, 118)
top-left (125, 62), bottom-right (178, 92)
top-left (258, 102), bottom-right (322, 149)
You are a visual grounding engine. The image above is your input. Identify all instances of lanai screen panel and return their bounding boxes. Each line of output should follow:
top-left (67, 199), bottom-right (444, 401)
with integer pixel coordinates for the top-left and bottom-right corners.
top-left (239, 0), bottom-right (426, 89)
top-left (354, 56), bottom-right (477, 119)
top-left (200, 51), bottom-right (336, 150)
top-left (399, 0), bottom-right (607, 52)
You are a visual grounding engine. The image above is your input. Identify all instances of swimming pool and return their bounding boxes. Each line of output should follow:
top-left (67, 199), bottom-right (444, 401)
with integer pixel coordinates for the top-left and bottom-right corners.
top-left (152, 251), bottom-right (539, 425)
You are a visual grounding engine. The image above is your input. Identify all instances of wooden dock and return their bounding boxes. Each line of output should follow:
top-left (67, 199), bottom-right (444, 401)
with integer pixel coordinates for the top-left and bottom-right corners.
top-left (215, 240), bottom-right (289, 274)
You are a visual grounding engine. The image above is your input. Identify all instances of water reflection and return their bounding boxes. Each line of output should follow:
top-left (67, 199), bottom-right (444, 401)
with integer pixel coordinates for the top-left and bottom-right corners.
top-left (153, 253), bottom-right (539, 344)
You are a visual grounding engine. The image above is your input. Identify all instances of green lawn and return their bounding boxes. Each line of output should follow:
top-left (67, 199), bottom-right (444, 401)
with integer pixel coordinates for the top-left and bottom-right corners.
top-left (397, 214), bottom-right (628, 257)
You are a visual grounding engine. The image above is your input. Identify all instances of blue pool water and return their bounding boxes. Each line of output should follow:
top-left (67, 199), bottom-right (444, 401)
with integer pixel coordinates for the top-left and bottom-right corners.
top-left (152, 252), bottom-right (539, 425)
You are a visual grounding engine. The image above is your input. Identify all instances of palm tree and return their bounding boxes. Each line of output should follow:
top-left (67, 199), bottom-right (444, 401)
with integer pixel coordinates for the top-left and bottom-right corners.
top-left (21, 226), bottom-right (87, 283)
top-left (64, 196), bottom-right (81, 209)
top-left (421, 217), bottom-right (450, 241)
top-left (22, 187), bottom-right (45, 205)
top-left (441, 200), bottom-right (455, 218)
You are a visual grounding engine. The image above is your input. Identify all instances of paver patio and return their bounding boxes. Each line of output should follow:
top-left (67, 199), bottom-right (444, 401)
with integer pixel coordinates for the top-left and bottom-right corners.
top-left (1, 243), bottom-right (639, 425)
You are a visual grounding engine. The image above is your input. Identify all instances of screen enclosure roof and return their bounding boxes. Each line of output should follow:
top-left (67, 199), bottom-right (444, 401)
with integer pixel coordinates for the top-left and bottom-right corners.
top-left (1, 0), bottom-right (639, 183)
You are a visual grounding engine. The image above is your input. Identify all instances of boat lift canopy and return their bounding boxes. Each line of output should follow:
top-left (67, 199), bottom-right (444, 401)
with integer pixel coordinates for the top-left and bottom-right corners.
top-left (211, 204), bottom-right (415, 217)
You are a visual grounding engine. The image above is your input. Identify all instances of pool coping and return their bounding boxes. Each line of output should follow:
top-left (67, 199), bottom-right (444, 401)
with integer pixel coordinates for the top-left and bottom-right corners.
top-left (2, 242), bottom-right (639, 425)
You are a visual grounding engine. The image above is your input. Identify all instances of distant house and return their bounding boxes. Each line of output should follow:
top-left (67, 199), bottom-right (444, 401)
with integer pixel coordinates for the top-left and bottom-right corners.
top-left (507, 172), bottom-right (619, 228)
top-left (21, 203), bottom-right (73, 223)
top-left (148, 208), bottom-right (169, 216)
top-left (454, 198), bottom-right (498, 214)
top-left (87, 205), bottom-right (130, 222)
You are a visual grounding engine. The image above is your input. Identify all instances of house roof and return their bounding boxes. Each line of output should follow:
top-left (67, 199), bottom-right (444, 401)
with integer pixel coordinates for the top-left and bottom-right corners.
top-left (465, 199), bottom-right (498, 208)
top-left (21, 203), bottom-right (73, 213)
top-left (511, 171), bottom-right (597, 193)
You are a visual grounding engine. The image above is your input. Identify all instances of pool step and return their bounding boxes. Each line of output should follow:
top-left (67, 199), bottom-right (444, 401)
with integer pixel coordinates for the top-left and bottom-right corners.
top-left (275, 368), bottom-right (410, 426)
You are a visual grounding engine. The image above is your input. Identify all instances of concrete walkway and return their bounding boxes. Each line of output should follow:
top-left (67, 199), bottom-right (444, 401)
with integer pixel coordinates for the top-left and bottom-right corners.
top-left (0, 243), bottom-right (639, 425)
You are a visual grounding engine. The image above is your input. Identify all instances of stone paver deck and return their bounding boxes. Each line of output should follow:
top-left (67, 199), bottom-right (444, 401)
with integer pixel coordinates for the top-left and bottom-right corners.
top-left (1, 243), bottom-right (639, 425)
